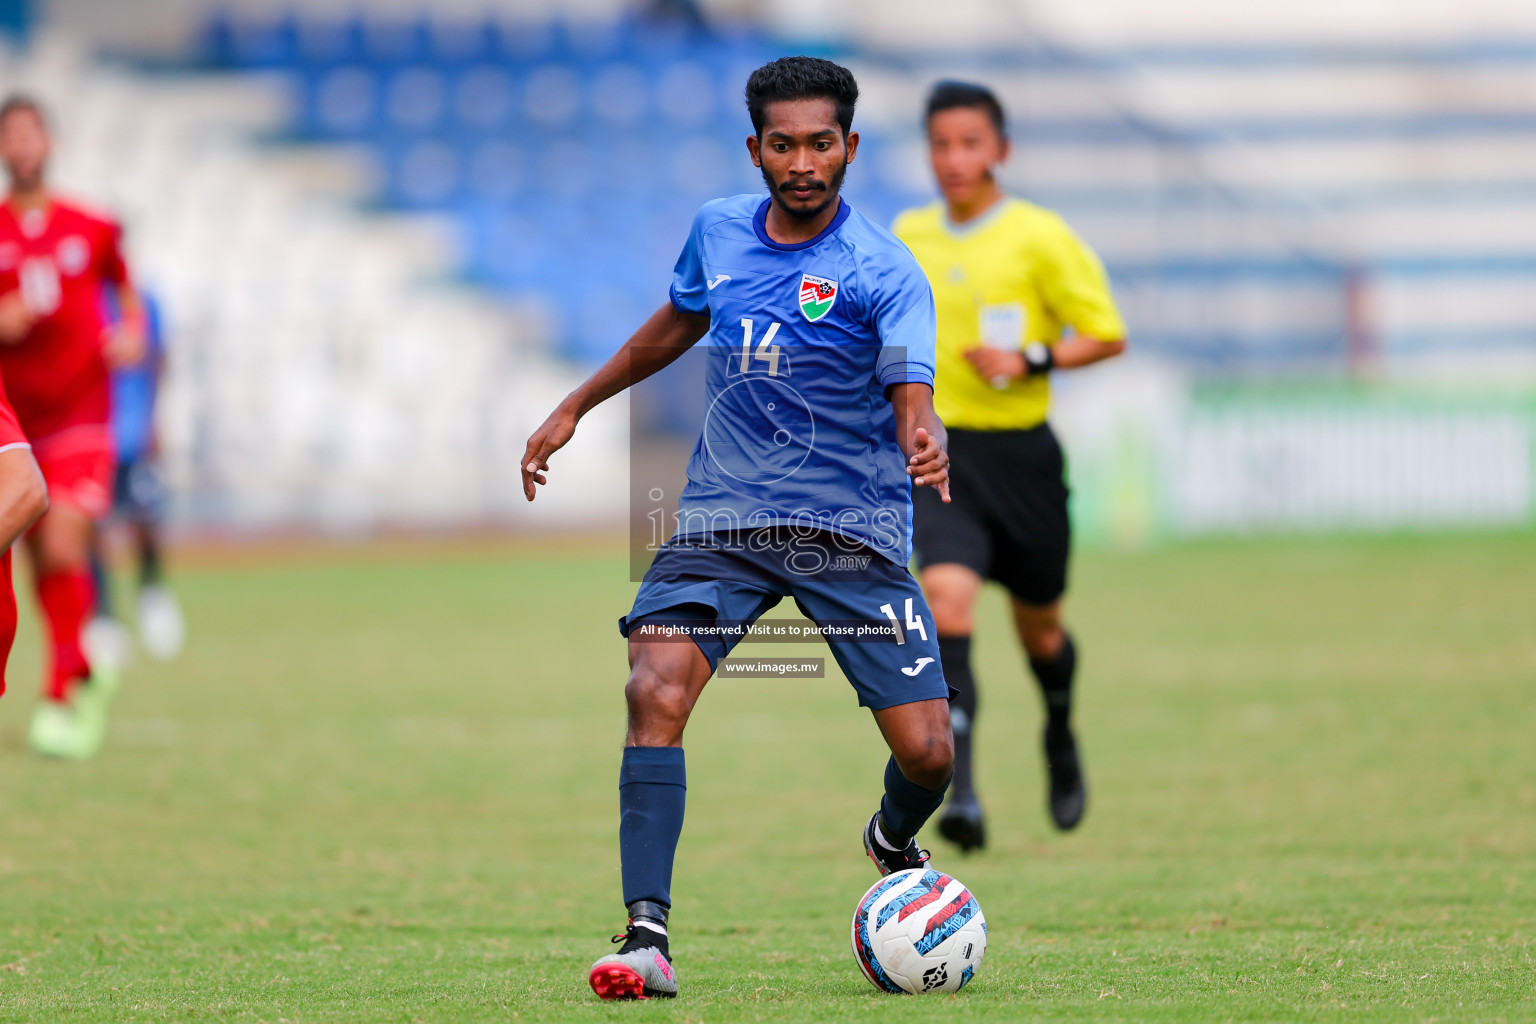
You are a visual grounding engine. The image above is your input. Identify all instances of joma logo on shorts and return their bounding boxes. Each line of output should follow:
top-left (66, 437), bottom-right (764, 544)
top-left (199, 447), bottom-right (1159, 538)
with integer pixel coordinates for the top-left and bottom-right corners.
top-left (829, 554), bottom-right (871, 571)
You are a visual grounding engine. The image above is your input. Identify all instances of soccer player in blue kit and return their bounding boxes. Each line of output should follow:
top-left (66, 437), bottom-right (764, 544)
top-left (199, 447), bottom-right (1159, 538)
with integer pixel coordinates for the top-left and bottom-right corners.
top-left (520, 57), bottom-right (957, 1001)
top-left (90, 289), bottom-right (185, 663)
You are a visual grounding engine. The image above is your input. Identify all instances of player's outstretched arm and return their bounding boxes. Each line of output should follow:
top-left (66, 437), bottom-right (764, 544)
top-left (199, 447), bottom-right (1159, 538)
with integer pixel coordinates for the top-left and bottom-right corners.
top-left (889, 382), bottom-right (951, 504)
top-left (0, 446), bottom-right (47, 547)
top-left (521, 303), bottom-right (710, 501)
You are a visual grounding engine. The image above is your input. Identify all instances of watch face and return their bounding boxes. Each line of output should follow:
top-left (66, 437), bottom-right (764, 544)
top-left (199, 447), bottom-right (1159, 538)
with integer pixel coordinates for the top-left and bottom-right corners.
top-left (1026, 342), bottom-right (1049, 363)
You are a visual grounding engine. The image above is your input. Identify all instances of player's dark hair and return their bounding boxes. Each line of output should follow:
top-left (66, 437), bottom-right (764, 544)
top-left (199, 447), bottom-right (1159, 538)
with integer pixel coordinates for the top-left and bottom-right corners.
top-left (0, 93), bottom-right (47, 128)
top-left (745, 56), bottom-right (858, 137)
top-left (925, 80), bottom-right (1006, 138)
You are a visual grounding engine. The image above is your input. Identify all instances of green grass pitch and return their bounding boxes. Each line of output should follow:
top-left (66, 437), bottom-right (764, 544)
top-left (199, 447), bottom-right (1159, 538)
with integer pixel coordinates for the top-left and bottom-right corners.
top-left (1, 532), bottom-right (1533, 1022)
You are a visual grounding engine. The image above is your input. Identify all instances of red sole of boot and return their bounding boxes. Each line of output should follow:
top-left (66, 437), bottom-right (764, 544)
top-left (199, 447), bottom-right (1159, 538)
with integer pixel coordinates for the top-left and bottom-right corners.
top-left (590, 963), bottom-right (648, 1000)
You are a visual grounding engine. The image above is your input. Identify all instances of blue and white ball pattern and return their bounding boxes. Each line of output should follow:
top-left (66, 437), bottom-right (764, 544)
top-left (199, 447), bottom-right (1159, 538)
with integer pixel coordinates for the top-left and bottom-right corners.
top-left (851, 868), bottom-right (986, 994)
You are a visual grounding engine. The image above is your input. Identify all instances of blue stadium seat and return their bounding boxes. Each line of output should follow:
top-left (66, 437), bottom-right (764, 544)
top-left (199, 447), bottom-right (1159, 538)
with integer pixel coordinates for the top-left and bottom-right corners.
top-left (428, 19), bottom-right (495, 65)
top-left (360, 18), bottom-right (430, 65)
top-left (461, 207), bottom-right (539, 284)
top-left (529, 136), bottom-right (598, 202)
top-left (384, 65), bottom-right (449, 134)
top-left (588, 63), bottom-right (650, 127)
top-left (309, 66), bottom-right (380, 138)
top-left (464, 139), bottom-right (528, 204)
top-left (216, 14), bottom-right (297, 68)
top-left (294, 18), bottom-right (362, 66)
top-left (569, 283), bottom-right (647, 362)
top-left (653, 61), bottom-right (716, 127)
top-left (556, 19), bottom-right (627, 64)
top-left (495, 20), bottom-right (558, 63)
top-left (199, 14), bottom-right (235, 65)
top-left (625, 18), bottom-right (703, 67)
top-left (452, 66), bottom-right (517, 132)
top-left (390, 139), bottom-right (462, 208)
top-left (522, 63), bottom-right (583, 128)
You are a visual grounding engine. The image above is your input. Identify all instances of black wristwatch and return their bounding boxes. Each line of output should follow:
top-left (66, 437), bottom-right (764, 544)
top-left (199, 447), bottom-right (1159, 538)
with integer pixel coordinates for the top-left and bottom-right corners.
top-left (1023, 342), bottom-right (1055, 376)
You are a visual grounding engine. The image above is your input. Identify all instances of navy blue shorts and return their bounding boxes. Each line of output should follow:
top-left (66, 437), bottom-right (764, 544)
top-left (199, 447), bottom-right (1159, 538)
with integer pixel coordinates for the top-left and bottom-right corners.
top-left (112, 453), bottom-right (167, 523)
top-left (619, 528), bottom-right (951, 710)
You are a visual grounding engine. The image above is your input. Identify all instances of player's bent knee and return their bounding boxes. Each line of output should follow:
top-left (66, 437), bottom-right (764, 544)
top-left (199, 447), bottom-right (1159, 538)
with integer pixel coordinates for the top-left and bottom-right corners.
top-left (904, 753), bottom-right (954, 791)
top-left (1012, 600), bottom-right (1066, 660)
top-left (623, 663), bottom-right (692, 732)
top-left (895, 735), bottom-right (955, 790)
top-left (1022, 622), bottom-right (1066, 660)
top-left (31, 510), bottom-right (92, 574)
top-left (920, 567), bottom-right (981, 636)
top-left (927, 597), bottom-right (973, 637)
top-left (36, 535), bottom-right (87, 575)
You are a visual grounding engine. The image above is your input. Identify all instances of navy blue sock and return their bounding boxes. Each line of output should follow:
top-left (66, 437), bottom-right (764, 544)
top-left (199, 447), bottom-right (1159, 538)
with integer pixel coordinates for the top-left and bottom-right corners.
top-left (878, 755), bottom-right (950, 848)
top-left (619, 746), bottom-right (687, 909)
top-left (89, 550), bottom-right (111, 617)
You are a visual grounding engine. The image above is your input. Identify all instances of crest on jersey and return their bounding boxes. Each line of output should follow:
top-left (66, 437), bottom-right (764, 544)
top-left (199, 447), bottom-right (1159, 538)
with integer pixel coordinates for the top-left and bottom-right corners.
top-left (798, 273), bottom-right (838, 322)
top-left (56, 236), bottom-right (89, 276)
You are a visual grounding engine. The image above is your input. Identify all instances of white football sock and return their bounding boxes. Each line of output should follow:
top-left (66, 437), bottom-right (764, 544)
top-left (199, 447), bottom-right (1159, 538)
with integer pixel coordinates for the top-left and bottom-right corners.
top-left (634, 919), bottom-right (668, 938)
top-left (874, 818), bottom-right (905, 852)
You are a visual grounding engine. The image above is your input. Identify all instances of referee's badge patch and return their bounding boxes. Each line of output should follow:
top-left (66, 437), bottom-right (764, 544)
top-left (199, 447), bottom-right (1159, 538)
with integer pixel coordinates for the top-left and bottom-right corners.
top-left (798, 273), bottom-right (838, 322)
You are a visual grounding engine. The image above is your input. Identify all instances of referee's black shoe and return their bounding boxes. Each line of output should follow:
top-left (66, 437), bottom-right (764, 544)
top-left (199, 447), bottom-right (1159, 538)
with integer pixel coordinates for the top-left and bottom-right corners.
top-left (936, 791), bottom-right (987, 853)
top-left (1044, 722), bottom-right (1087, 831)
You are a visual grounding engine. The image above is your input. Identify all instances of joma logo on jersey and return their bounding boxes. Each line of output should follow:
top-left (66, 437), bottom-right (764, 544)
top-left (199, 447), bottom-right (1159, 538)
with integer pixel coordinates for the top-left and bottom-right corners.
top-left (798, 273), bottom-right (838, 322)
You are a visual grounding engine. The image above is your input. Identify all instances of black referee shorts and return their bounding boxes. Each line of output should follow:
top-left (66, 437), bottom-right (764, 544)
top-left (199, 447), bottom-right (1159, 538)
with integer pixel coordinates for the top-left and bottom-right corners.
top-left (912, 424), bottom-right (1070, 607)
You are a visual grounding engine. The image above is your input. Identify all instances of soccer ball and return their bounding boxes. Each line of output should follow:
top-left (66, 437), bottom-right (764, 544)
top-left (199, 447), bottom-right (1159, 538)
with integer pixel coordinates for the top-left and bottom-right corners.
top-left (851, 867), bottom-right (986, 994)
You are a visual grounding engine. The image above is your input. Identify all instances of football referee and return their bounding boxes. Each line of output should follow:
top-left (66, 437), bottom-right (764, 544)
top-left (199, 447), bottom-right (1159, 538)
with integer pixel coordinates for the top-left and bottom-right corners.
top-left (893, 81), bottom-right (1127, 849)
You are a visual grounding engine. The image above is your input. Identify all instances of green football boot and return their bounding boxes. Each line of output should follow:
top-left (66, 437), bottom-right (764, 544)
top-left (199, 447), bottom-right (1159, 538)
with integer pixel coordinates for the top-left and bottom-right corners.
top-left (27, 700), bottom-right (79, 758)
top-left (28, 663), bottom-right (120, 760)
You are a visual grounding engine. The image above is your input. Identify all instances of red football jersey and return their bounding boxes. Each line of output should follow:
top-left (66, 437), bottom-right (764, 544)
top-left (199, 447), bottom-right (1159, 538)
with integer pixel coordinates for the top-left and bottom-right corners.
top-left (0, 198), bottom-right (129, 439)
top-left (0, 371), bottom-right (29, 692)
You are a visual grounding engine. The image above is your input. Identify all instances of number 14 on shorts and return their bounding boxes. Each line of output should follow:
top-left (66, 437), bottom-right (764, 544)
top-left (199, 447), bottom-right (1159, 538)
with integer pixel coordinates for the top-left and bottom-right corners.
top-left (879, 598), bottom-right (928, 645)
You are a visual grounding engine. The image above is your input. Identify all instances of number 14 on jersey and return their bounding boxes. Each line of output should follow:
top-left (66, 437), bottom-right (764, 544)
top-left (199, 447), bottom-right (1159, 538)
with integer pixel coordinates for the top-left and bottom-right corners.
top-left (738, 317), bottom-right (782, 377)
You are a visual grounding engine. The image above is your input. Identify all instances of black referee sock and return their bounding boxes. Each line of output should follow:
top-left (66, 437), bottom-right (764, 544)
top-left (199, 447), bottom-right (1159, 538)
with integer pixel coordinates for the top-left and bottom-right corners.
top-left (939, 636), bottom-right (977, 798)
top-left (1029, 632), bottom-right (1077, 738)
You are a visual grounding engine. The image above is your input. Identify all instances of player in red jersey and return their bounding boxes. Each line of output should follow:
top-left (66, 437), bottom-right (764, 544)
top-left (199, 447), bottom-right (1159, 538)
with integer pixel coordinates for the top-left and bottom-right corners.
top-left (0, 372), bottom-right (49, 691)
top-left (0, 94), bottom-right (145, 759)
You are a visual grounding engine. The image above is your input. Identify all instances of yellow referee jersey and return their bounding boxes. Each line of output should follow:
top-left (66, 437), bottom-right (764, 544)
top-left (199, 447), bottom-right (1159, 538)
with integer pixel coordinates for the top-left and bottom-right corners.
top-left (893, 197), bottom-right (1125, 431)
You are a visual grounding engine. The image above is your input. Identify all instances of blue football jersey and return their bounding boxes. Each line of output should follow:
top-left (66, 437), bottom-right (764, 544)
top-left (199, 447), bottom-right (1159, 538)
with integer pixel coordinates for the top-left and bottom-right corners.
top-left (667, 194), bottom-right (937, 566)
top-left (106, 289), bottom-right (165, 462)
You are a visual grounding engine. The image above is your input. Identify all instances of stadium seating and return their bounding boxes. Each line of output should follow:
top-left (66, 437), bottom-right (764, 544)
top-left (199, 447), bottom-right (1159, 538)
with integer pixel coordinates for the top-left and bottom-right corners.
top-left (12, 5), bottom-right (1535, 532)
top-left (197, 14), bottom-right (818, 362)
top-left (0, 31), bottom-right (624, 530)
top-left (190, 11), bottom-right (1536, 375)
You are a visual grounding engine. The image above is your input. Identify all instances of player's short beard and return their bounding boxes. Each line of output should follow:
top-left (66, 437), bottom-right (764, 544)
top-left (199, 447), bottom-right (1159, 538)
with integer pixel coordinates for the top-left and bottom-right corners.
top-left (763, 157), bottom-right (849, 222)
